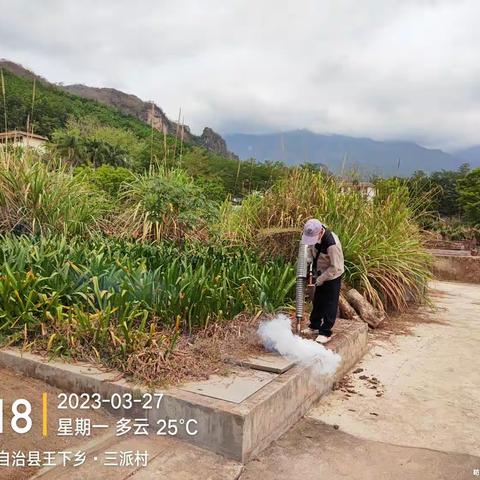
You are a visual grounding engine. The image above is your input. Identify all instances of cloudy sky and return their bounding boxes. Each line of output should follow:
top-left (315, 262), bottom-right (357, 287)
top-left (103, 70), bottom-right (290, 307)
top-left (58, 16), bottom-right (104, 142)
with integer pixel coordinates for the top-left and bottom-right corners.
top-left (1, 0), bottom-right (479, 150)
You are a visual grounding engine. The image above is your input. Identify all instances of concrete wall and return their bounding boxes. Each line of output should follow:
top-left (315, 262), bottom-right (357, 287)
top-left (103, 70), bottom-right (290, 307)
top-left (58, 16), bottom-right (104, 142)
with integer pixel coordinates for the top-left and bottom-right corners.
top-left (19, 136), bottom-right (47, 152)
top-left (23, 136), bottom-right (46, 151)
top-left (432, 255), bottom-right (480, 284)
top-left (0, 320), bottom-right (369, 463)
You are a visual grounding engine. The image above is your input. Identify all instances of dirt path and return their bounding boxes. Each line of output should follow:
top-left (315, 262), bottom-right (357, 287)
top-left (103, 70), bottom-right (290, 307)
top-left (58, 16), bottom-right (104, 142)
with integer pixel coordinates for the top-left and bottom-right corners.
top-left (0, 367), bottom-right (242, 480)
top-left (0, 367), bottom-right (114, 480)
top-left (241, 281), bottom-right (480, 479)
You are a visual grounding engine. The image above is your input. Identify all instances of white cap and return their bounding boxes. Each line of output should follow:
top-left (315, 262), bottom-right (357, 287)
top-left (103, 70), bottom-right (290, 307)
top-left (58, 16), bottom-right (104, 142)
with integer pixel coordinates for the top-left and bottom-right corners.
top-left (301, 219), bottom-right (324, 245)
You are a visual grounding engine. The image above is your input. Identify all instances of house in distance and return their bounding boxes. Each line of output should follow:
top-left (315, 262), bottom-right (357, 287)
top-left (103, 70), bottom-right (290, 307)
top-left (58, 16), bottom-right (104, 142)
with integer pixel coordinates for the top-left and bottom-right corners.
top-left (0, 130), bottom-right (47, 152)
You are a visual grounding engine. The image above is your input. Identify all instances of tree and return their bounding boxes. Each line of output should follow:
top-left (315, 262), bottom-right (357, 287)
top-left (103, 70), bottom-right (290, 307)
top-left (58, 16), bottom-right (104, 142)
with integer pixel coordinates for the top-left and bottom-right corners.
top-left (457, 168), bottom-right (480, 224)
top-left (390, 165), bottom-right (471, 219)
top-left (180, 148), bottom-right (286, 197)
top-left (429, 169), bottom-right (462, 216)
top-left (51, 117), bottom-right (148, 168)
top-left (50, 129), bottom-right (85, 165)
top-left (75, 165), bottom-right (135, 199)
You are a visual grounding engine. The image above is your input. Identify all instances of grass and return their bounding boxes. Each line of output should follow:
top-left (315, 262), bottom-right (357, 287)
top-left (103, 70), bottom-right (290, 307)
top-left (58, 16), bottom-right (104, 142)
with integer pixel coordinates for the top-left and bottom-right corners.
top-left (0, 148), bottom-right (434, 384)
top-left (0, 149), bottom-right (106, 236)
top-left (219, 168), bottom-right (433, 310)
top-left (0, 234), bottom-right (295, 380)
top-left (118, 167), bottom-right (217, 241)
top-left (0, 65), bottom-right (436, 386)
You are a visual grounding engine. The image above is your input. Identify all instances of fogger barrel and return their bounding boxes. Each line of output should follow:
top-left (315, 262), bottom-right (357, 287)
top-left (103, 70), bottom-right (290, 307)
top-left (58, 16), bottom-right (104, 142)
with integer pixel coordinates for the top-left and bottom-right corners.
top-left (295, 242), bottom-right (309, 333)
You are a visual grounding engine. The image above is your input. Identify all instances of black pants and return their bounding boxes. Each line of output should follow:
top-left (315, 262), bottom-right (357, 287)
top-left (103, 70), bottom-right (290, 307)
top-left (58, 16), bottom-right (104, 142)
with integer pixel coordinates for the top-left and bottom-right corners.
top-left (309, 275), bottom-right (342, 337)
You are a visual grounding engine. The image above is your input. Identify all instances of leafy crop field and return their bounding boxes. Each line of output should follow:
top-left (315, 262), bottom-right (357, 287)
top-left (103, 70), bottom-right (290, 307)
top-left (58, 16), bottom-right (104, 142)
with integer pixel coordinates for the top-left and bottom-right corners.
top-left (0, 147), bottom-right (432, 384)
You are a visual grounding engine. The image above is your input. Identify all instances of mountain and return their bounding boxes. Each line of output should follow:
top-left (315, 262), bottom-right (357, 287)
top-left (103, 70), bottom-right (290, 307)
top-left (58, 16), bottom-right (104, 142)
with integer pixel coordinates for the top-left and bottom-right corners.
top-left (456, 145), bottom-right (480, 165)
top-left (2, 60), bottom-right (476, 175)
top-left (63, 84), bottom-right (237, 160)
top-left (0, 59), bottom-right (46, 83)
top-left (0, 60), bottom-right (237, 159)
top-left (225, 130), bottom-right (473, 176)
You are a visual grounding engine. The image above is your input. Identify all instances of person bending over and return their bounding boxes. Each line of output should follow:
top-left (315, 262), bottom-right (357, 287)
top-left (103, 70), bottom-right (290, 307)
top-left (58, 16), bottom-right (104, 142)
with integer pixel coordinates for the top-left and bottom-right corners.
top-left (301, 218), bottom-right (344, 344)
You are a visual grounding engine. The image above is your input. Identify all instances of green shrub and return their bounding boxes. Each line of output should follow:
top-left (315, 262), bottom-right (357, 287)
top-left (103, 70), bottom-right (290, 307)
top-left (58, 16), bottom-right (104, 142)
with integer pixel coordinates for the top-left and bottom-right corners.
top-left (194, 176), bottom-right (228, 202)
top-left (120, 168), bottom-right (218, 241)
top-left (0, 151), bottom-right (106, 236)
top-left (75, 164), bottom-right (135, 199)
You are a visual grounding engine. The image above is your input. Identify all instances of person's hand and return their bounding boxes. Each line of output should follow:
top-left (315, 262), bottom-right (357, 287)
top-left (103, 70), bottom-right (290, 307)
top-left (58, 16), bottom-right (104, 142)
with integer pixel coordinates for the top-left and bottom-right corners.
top-left (315, 276), bottom-right (324, 287)
top-left (306, 284), bottom-right (315, 301)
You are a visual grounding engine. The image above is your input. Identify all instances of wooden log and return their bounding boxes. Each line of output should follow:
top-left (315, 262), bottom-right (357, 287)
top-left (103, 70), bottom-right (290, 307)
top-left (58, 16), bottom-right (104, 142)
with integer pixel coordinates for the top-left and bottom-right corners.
top-left (338, 293), bottom-right (361, 321)
top-left (345, 288), bottom-right (384, 328)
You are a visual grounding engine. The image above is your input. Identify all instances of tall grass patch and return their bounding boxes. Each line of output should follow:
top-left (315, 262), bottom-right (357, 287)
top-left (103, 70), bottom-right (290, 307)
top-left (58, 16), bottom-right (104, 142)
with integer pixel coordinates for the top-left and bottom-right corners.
top-left (119, 167), bottom-right (219, 241)
top-left (0, 150), bottom-right (106, 236)
top-left (219, 168), bottom-right (432, 310)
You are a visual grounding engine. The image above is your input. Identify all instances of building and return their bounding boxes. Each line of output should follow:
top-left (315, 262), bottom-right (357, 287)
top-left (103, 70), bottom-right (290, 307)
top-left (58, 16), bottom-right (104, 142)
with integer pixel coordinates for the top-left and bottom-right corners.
top-left (0, 130), bottom-right (48, 152)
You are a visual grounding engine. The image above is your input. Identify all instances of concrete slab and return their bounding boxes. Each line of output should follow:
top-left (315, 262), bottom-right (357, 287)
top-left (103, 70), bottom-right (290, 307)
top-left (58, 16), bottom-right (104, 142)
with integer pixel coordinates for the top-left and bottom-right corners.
top-left (179, 367), bottom-right (275, 403)
top-left (33, 434), bottom-right (243, 480)
top-left (129, 436), bottom-right (243, 480)
top-left (432, 255), bottom-right (480, 283)
top-left (0, 319), bottom-right (368, 463)
top-left (307, 281), bottom-right (480, 458)
top-left (240, 418), bottom-right (480, 480)
top-left (242, 282), bottom-right (480, 479)
top-left (0, 367), bottom-right (116, 480)
top-left (233, 353), bottom-right (296, 373)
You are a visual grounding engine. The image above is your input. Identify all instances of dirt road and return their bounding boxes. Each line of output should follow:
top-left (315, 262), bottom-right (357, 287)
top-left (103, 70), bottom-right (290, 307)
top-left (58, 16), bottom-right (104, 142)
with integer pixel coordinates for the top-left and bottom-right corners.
top-left (0, 368), bottom-right (114, 480)
top-left (240, 281), bottom-right (480, 479)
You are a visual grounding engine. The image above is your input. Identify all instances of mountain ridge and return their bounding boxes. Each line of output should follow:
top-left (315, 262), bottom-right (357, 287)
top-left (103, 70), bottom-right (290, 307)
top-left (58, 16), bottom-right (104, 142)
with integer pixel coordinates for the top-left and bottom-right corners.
top-left (0, 59), bottom-right (237, 160)
top-left (3, 59), bottom-right (480, 175)
top-left (456, 145), bottom-right (480, 165)
top-left (225, 130), bottom-right (479, 176)
top-left (62, 83), bottom-right (238, 160)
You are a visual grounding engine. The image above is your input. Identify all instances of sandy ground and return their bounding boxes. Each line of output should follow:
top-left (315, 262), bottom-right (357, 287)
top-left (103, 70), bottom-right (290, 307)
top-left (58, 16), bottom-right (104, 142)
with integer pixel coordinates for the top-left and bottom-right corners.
top-left (0, 368), bottom-right (241, 480)
top-left (241, 281), bottom-right (480, 479)
top-left (0, 367), bottom-right (114, 480)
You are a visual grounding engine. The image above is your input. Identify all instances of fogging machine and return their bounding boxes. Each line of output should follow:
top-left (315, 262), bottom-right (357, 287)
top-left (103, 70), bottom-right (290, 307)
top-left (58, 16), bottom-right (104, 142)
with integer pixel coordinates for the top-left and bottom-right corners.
top-left (295, 242), bottom-right (314, 333)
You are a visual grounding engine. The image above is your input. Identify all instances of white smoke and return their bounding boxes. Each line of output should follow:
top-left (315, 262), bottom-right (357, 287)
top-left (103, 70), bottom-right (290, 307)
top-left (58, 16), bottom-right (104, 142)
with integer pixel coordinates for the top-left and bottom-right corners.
top-left (257, 314), bottom-right (341, 376)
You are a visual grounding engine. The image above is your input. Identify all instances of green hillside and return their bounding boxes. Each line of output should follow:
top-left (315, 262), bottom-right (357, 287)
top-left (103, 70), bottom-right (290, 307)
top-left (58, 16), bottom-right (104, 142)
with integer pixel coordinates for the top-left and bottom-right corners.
top-left (0, 67), bottom-right (286, 195)
top-left (0, 68), bottom-right (167, 141)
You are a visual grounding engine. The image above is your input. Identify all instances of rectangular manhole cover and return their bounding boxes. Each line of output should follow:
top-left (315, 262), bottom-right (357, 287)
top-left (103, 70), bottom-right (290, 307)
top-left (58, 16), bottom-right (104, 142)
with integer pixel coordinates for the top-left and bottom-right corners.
top-left (234, 353), bottom-right (296, 373)
top-left (179, 367), bottom-right (276, 403)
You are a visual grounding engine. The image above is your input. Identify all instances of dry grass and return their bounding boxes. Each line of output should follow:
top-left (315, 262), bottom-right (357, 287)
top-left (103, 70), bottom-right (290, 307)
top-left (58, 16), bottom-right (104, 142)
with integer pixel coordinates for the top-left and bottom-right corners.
top-left (113, 313), bottom-right (268, 387)
top-left (24, 312), bottom-right (268, 388)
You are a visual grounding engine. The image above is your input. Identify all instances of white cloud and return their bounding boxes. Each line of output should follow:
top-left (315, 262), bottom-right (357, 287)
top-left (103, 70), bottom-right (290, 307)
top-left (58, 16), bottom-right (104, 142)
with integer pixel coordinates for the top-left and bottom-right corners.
top-left (1, 0), bottom-right (479, 149)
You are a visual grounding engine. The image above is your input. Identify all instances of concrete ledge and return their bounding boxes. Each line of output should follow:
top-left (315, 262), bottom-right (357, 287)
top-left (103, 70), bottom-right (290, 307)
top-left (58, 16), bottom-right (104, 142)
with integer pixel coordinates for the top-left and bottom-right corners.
top-left (241, 320), bottom-right (368, 460)
top-left (0, 319), bottom-right (368, 462)
top-left (432, 254), bottom-right (480, 283)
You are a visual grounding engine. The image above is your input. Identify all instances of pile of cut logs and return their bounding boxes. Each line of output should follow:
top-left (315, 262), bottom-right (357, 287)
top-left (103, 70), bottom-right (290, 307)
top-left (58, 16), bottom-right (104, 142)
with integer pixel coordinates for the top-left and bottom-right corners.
top-left (339, 288), bottom-right (385, 328)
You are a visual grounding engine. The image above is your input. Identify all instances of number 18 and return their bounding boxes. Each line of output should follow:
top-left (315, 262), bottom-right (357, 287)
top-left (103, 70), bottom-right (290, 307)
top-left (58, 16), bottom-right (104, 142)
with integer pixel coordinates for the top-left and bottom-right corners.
top-left (0, 399), bottom-right (32, 434)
